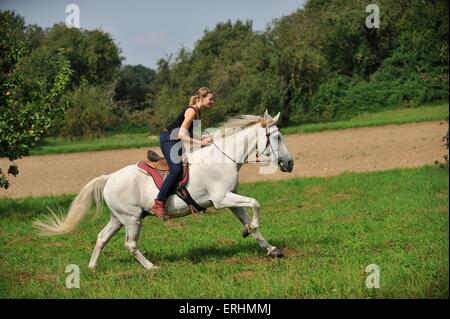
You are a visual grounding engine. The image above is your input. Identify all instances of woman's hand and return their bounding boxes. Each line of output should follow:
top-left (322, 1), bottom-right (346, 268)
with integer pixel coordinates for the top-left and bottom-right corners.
top-left (200, 136), bottom-right (213, 146)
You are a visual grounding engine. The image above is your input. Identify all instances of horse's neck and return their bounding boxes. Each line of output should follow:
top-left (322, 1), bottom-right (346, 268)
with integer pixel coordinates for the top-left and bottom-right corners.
top-left (215, 125), bottom-right (259, 165)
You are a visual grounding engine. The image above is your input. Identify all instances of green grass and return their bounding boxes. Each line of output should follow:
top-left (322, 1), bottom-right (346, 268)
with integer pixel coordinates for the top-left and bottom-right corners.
top-left (30, 133), bottom-right (159, 156)
top-left (282, 103), bottom-right (449, 134)
top-left (0, 165), bottom-right (448, 298)
top-left (29, 103), bottom-right (448, 156)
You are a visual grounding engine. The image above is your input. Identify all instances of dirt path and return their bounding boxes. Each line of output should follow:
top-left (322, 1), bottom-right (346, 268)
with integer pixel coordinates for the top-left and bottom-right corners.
top-left (1, 121), bottom-right (448, 199)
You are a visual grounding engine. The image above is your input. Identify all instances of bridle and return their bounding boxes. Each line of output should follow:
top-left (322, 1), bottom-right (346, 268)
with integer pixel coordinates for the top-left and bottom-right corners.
top-left (211, 122), bottom-right (279, 164)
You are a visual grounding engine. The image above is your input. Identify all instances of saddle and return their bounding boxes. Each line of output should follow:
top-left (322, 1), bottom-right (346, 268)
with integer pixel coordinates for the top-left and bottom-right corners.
top-left (137, 150), bottom-right (206, 216)
top-left (145, 150), bottom-right (170, 171)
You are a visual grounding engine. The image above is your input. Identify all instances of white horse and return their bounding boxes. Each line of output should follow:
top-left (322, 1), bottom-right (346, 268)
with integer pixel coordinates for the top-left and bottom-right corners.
top-left (33, 111), bottom-right (294, 269)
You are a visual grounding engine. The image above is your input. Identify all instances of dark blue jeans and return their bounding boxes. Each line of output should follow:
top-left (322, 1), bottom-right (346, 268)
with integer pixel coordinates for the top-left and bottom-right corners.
top-left (156, 132), bottom-right (184, 201)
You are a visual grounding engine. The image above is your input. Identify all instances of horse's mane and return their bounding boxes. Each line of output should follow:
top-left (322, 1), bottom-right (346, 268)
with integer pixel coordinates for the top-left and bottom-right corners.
top-left (210, 115), bottom-right (264, 139)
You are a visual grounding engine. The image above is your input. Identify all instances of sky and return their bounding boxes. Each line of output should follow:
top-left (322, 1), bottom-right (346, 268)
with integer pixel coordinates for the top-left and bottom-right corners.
top-left (0, 0), bottom-right (306, 69)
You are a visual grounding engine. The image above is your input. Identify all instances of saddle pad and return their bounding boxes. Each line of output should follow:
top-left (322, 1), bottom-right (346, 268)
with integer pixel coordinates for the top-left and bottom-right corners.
top-left (137, 161), bottom-right (189, 189)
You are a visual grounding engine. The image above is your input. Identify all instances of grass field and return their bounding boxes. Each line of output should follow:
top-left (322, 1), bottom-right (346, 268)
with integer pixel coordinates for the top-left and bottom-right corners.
top-left (282, 103), bottom-right (449, 134)
top-left (0, 165), bottom-right (448, 298)
top-left (30, 133), bottom-right (159, 156)
top-left (30, 103), bottom-right (449, 156)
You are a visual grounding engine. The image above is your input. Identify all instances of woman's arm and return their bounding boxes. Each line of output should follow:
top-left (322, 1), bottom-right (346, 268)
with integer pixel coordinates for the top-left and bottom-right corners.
top-left (177, 108), bottom-right (211, 145)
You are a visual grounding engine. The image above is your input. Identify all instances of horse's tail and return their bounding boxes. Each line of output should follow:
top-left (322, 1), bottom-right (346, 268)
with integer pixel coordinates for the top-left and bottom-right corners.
top-left (33, 175), bottom-right (110, 236)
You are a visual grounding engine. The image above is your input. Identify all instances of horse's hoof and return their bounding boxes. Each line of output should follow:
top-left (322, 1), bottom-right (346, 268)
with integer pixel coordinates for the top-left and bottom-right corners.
top-left (268, 247), bottom-right (284, 258)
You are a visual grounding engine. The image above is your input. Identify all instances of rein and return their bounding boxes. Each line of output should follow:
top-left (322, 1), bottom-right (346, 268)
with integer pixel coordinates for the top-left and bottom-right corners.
top-left (211, 123), bottom-right (277, 164)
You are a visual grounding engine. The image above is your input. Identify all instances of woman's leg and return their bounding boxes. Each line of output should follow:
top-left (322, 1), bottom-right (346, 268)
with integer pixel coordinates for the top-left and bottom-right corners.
top-left (156, 134), bottom-right (183, 201)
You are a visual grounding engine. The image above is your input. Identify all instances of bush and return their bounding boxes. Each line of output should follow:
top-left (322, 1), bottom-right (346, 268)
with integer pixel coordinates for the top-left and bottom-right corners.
top-left (111, 108), bottom-right (155, 134)
top-left (308, 72), bottom-right (448, 123)
top-left (58, 85), bottom-right (115, 138)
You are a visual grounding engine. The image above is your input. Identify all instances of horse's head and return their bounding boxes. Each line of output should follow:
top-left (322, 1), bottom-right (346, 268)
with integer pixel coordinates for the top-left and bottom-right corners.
top-left (261, 110), bottom-right (294, 173)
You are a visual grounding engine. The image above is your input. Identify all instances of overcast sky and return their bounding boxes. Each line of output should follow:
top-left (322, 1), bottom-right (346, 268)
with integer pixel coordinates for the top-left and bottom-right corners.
top-left (1, 0), bottom-right (306, 69)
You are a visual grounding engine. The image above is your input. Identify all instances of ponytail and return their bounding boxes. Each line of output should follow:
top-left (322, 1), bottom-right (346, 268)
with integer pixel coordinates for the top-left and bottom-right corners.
top-left (189, 87), bottom-right (213, 106)
top-left (189, 95), bottom-right (198, 105)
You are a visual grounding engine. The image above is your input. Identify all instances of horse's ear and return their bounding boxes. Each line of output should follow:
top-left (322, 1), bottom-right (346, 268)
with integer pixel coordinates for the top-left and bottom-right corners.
top-left (272, 112), bottom-right (281, 124)
top-left (264, 109), bottom-right (272, 121)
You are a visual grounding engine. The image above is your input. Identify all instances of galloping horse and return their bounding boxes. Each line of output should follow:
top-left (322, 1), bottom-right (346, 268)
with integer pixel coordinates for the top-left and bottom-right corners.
top-left (33, 111), bottom-right (294, 269)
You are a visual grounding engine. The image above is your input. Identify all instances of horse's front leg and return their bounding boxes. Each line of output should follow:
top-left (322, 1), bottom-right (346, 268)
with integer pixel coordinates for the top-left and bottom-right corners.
top-left (229, 207), bottom-right (284, 258)
top-left (213, 192), bottom-right (260, 234)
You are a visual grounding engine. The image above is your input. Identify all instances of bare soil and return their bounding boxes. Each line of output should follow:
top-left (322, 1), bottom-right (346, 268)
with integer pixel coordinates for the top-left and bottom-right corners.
top-left (1, 121), bottom-right (448, 199)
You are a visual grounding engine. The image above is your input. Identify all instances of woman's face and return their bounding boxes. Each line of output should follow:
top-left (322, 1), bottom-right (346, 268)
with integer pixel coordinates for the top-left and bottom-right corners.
top-left (201, 93), bottom-right (215, 108)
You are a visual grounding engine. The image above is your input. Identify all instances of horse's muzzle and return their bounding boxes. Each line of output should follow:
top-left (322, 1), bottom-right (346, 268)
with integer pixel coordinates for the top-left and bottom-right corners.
top-left (279, 159), bottom-right (294, 172)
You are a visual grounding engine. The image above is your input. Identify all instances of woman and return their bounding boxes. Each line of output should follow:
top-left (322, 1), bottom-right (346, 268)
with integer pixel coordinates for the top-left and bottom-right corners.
top-left (152, 87), bottom-right (215, 219)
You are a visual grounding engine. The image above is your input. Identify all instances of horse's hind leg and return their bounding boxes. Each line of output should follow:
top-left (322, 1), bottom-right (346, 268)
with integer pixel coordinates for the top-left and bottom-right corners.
top-left (124, 220), bottom-right (158, 270)
top-left (229, 207), bottom-right (284, 258)
top-left (89, 215), bottom-right (122, 269)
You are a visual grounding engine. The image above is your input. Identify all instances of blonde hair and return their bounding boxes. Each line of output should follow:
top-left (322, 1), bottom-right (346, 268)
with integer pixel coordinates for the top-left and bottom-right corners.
top-left (189, 87), bottom-right (213, 106)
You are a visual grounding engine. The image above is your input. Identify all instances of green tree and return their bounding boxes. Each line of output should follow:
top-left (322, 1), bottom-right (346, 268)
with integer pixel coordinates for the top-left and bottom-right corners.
top-left (115, 64), bottom-right (156, 110)
top-left (0, 10), bottom-right (27, 109)
top-left (0, 10), bottom-right (73, 189)
top-left (42, 23), bottom-right (122, 87)
top-left (0, 51), bottom-right (72, 188)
